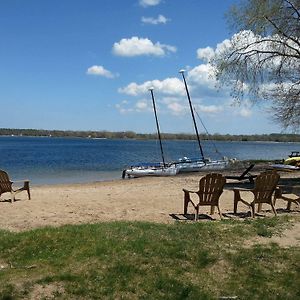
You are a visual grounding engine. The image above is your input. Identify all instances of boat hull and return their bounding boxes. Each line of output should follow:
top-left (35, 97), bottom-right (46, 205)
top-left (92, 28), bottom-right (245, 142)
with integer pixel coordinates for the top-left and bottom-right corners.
top-left (269, 164), bottom-right (300, 171)
top-left (176, 159), bottom-right (228, 173)
top-left (284, 157), bottom-right (300, 166)
top-left (123, 165), bottom-right (178, 178)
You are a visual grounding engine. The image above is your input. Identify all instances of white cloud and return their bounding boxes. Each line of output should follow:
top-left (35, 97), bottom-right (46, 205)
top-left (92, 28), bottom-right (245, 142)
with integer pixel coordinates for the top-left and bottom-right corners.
top-left (135, 100), bottom-right (151, 112)
top-left (141, 15), bottom-right (169, 25)
top-left (209, 30), bottom-right (299, 74)
top-left (197, 47), bottom-right (215, 63)
top-left (118, 64), bottom-right (228, 117)
top-left (237, 107), bottom-right (252, 117)
top-left (119, 77), bottom-right (184, 96)
top-left (115, 100), bottom-right (133, 114)
top-left (114, 31), bottom-right (285, 133)
top-left (187, 64), bottom-right (217, 89)
top-left (86, 65), bottom-right (116, 78)
top-left (116, 94), bottom-right (224, 117)
top-left (229, 99), bottom-right (253, 118)
top-left (115, 98), bottom-right (151, 114)
top-left (197, 104), bottom-right (223, 114)
top-left (215, 39), bottom-right (231, 55)
top-left (112, 37), bottom-right (176, 57)
top-left (139, 0), bottom-right (161, 7)
top-left (167, 102), bottom-right (187, 116)
top-left (196, 39), bottom-right (231, 63)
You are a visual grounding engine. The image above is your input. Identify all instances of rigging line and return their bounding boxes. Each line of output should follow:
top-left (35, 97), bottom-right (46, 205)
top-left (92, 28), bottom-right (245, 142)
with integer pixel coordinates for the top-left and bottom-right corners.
top-left (193, 107), bottom-right (224, 158)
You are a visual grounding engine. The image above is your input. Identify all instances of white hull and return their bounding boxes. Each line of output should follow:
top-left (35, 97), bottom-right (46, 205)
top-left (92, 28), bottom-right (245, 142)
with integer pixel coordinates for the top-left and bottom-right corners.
top-left (123, 165), bottom-right (178, 178)
top-left (269, 164), bottom-right (300, 171)
top-left (176, 159), bottom-right (228, 173)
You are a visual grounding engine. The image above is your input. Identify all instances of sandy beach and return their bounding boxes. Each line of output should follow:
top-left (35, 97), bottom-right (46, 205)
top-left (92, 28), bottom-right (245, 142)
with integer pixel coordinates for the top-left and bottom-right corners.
top-left (0, 166), bottom-right (299, 232)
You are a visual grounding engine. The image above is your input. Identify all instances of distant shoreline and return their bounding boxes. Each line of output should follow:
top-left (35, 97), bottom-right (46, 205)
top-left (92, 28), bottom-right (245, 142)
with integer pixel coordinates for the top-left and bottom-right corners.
top-left (1, 128), bottom-right (300, 143)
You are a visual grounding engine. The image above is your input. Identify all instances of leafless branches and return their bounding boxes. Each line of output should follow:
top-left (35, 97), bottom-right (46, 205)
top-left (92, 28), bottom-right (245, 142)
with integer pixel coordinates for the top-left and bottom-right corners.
top-left (213, 0), bottom-right (300, 130)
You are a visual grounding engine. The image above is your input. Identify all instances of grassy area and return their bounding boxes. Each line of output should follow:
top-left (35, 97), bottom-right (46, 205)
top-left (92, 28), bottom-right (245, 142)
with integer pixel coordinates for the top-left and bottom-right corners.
top-left (0, 217), bottom-right (299, 299)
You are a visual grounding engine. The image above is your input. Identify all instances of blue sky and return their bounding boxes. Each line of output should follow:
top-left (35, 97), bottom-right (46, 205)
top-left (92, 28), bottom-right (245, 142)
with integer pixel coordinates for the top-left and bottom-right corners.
top-left (0, 0), bottom-right (283, 134)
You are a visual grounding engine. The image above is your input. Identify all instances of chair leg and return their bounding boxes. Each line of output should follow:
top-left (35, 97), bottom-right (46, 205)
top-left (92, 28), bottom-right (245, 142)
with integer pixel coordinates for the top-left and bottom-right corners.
top-left (217, 205), bottom-right (223, 220)
top-left (24, 181), bottom-right (31, 200)
top-left (270, 202), bottom-right (277, 216)
top-left (233, 200), bottom-right (238, 214)
top-left (11, 192), bottom-right (15, 203)
top-left (250, 203), bottom-right (255, 218)
top-left (281, 196), bottom-right (300, 211)
top-left (14, 181), bottom-right (31, 201)
top-left (257, 203), bottom-right (262, 213)
top-left (233, 190), bottom-right (240, 214)
top-left (210, 205), bottom-right (215, 215)
top-left (194, 207), bottom-right (199, 221)
top-left (273, 188), bottom-right (281, 207)
top-left (27, 188), bottom-right (31, 200)
top-left (285, 198), bottom-right (300, 210)
top-left (183, 191), bottom-right (190, 215)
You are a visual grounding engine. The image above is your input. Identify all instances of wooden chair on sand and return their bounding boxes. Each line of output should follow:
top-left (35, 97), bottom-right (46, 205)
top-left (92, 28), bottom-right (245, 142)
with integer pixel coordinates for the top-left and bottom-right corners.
top-left (0, 169), bottom-right (31, 203)
top-left (273, 188), bottom-right (300, 211)
top-left (233, 170), bottom-right (279, 217)
top-left (183, 173), bottom-right (226, 220)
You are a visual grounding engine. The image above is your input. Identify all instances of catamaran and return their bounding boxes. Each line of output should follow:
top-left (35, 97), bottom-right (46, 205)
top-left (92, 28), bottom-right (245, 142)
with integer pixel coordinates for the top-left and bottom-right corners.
top-left (122, 69), bottom-right (230, 178)
top-left (122, 88), bottom-right (178, 178)
top-left (174, 70), bottom-right (229, 173)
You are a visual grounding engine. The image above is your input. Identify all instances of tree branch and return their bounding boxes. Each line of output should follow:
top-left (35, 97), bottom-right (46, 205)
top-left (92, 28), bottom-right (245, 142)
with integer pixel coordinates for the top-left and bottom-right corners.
top-left (265, 16), bottom-right (300, 50)
top-left (285, 0), bottom-right (300, 19)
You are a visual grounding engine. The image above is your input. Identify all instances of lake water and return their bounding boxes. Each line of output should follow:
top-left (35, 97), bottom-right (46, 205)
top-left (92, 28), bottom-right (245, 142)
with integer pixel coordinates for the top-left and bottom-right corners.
top-left (1, 136), bottom-right (299, 185)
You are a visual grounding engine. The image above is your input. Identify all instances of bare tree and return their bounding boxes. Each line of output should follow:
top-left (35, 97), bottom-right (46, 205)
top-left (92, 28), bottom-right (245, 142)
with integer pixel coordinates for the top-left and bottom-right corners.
top-left (212, 0), bottom-right (300, 130)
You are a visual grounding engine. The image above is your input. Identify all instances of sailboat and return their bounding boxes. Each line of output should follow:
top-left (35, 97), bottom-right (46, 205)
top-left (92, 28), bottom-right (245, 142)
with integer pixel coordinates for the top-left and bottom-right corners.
top-left (122, 88), bottom-right (178, 178)
top-left (175, 70), bottom-right (229, 173)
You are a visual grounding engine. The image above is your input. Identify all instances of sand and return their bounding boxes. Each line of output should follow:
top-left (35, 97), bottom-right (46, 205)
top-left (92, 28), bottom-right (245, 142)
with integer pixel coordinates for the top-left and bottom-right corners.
top-left (0, 168), bottom-right (299, 235)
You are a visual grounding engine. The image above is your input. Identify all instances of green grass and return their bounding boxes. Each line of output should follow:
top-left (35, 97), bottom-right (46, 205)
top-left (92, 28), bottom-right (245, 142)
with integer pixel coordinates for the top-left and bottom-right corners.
top-left (0, 217), bottom-right (299, 299)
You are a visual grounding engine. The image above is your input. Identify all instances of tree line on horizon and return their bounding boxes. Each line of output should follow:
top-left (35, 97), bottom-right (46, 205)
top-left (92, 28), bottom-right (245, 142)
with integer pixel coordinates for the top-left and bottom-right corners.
top-left (1, 128), bottom-right (300, 142)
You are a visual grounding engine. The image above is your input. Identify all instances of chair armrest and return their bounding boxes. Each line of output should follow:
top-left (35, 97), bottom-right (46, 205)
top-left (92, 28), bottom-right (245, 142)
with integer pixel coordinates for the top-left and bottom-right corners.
top-left (281, 195), bottom-right (300, 201)
top-left (232, 187), bottom-right (252, 192)
top-left (11, 180), bottom-right (30, 189)
top-left (183, 188), bottom-right (197, 193)
top-left (12, 179), bottom-right (30, 183)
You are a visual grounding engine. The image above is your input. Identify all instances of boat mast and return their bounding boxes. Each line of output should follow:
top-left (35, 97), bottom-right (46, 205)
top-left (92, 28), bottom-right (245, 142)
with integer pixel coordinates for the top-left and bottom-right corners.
top-left (179, 69), bottom-right (205, 161)
top-left (149, 88), bottom-right (166, 167)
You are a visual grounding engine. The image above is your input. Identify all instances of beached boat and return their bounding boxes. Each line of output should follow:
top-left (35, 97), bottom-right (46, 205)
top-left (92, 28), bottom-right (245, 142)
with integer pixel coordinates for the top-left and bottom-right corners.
top-left (122, 163), bottom-right (178, 178)
top-left (175, 157), bottom-right (228, 173)
top-left (122, 88), bottom-right (178, 178)
top-left (175, 70), bottom-right (229, 173)
top-left (269, 163), bottom-right (300, 172)
top-left (284, 151), bottom-right (300, 166)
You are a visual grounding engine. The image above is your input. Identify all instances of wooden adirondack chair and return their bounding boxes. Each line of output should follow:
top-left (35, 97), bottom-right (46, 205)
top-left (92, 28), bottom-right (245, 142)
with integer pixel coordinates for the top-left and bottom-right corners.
top-left (0, 170), bottom-right (30, 203)
top-left (233, 170), bottom-right (279, 217)
top-left (274, 187), bottom-right (300, 210)
top-left (183, 173), bottom-right (226, 220)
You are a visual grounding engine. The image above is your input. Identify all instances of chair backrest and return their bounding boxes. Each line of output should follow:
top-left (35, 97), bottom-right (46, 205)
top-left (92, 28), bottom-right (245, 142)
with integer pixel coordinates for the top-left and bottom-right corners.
top-left (0, 170), bottom-right (12, 194)
top-left (197, 173), bottom-right (226, 205)
top-left (253, 170), bottom-right (280, 203)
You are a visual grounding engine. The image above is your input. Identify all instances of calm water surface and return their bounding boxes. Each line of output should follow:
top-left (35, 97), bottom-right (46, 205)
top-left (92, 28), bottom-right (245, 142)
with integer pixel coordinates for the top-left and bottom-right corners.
top-left (1, 136), bottom-right (299, 185)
